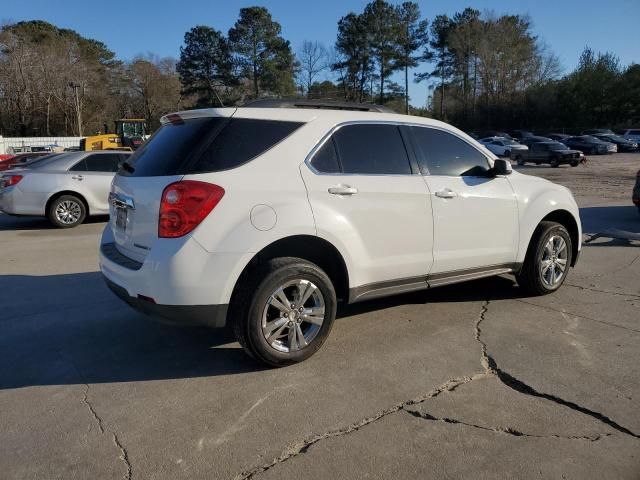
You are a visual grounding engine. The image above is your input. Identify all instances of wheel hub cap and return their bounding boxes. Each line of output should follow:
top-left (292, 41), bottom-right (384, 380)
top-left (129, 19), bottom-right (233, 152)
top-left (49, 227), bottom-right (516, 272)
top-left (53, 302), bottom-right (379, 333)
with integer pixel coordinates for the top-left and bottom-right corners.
top-left (540, 235), bottom-right (568, 287)
top-left (261, 279), bottom-right (326, 353)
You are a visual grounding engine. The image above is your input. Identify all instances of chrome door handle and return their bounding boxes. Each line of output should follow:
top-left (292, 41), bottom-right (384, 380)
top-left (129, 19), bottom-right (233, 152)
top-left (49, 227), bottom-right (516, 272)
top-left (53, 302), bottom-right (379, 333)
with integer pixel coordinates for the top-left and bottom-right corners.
top-left (435, 188), bottom-right (457, 199)
top-left (328, 185), bottom-right (358, 196)
top-left (72, 175), bottom-right (84, 181)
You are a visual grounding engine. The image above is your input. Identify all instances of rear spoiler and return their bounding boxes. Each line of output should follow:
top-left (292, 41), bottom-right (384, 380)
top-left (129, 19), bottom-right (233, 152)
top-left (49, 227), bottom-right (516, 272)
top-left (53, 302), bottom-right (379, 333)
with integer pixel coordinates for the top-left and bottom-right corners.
top-left (160, 108), bottom-right (237, 125)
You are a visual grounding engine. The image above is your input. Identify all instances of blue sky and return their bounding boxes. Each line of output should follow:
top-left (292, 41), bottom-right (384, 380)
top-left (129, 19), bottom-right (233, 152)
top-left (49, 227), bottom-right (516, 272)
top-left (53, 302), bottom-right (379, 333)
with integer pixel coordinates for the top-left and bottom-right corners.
top-left (3, 0), bottom-right (639, 107)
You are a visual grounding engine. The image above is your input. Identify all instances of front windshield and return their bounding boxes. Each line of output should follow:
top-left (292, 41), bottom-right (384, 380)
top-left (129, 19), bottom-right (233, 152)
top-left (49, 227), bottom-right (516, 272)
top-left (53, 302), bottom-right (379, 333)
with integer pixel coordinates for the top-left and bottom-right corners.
top-left (606, 135), bottom-right (626, 142)
top-left (548, 142), bottom-right (568, 150)
top-left (584, 136), bottom-right (604, 143)
top-left (116, 121), bottom-right (145, 138)
top-left (505, 140), bottom-right (520, 145)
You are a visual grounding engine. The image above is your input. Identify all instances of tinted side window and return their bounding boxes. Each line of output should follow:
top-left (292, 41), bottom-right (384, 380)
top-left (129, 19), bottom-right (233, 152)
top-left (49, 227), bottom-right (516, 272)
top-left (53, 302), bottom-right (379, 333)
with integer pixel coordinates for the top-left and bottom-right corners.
top-left (190, 118), bottom-right (303, 173)
top-left (85, 154), bottom-right (121, 172)
top-left (69, 159), bottom-right (87, 171)
top-left (411, 127), bottom-right (489, 176)
top-left (310, 139), bottom-right (340, 173)
top-left (333, 124), bottom-right (411, 175)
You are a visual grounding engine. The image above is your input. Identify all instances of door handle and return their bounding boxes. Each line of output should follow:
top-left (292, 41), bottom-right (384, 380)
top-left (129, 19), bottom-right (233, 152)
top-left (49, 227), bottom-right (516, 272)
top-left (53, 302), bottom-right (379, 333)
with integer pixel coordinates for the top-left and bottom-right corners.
top-left (328, 185), bottom-right (358, 196)
top-left (435, 188), bottom-right (457, 199)
top-left (72, 175), bottom-right (84, 181)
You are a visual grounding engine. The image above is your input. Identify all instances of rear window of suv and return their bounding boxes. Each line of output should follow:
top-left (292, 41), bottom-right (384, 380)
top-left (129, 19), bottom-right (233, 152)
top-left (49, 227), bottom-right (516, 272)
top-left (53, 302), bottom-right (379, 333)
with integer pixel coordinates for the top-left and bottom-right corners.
top-left (121, 117), bottom-right (303, 177)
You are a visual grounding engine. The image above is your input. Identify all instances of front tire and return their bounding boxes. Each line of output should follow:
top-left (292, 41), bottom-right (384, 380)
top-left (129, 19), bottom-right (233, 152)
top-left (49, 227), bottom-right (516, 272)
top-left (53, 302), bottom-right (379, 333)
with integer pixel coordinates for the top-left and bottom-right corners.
top-left (516, 221), bottom-right (572, 296)
top-left (48, 194), bottom-right (86, 228)
top-left (550, 157), bottom-right (560, 168)
top-left (233, 257), bottom-right (337, 367)
top-left (516, 155), bottom-right (525, 166)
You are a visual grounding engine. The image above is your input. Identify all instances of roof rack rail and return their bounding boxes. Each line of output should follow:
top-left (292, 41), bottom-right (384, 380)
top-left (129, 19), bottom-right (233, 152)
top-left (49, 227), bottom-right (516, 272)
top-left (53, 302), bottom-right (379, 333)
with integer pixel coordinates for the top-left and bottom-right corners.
top-left (241, 98), bottom-right (394, 113)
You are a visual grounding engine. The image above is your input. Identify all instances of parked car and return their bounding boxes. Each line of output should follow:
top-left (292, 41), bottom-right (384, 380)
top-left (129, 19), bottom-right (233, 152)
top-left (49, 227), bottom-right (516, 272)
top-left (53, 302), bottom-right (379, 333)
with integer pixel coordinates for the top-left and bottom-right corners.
top-left (512, 141), bottom-right (582, 167)
top-left (0, 152), bottom-right (51, 172)
top-left (520, 136), bottom-right (555, 147)
top-left (633, 169), bottom-right (640, 214)
top-left (509, 130), bottom-right (534, 140)
top-left (0, 150), bottom-right (130, 228)
top-left (477, 130), bottom-right (514, 140)
top-left (99, 102), bottom-right (582, 366)
top-left (563, 136), bottom-right (610, 155)
top-left (479, 137), bottom-right (528, 157)
top-left (621, 129), bottom-right (640, 144)
top-left (592, 134), bottom-right (638, 152)
top-left (582, 129), bottom-right (615, 136)
top-left (546, 133), bottom-right (571, 142)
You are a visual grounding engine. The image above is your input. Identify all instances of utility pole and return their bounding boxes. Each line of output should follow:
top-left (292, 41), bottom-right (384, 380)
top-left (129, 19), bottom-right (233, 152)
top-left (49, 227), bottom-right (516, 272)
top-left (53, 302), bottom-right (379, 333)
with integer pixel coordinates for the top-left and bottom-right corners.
top-left (69, 82), bottom-right (83, 137)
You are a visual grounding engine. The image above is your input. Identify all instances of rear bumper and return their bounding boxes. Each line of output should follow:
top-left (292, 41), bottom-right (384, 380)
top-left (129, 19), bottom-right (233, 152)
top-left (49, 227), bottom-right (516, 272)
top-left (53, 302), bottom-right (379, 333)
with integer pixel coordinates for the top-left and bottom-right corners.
top-left (0, 186), bottom-right (46, 215)
top-left (104, 275), bottom-right (228, 327)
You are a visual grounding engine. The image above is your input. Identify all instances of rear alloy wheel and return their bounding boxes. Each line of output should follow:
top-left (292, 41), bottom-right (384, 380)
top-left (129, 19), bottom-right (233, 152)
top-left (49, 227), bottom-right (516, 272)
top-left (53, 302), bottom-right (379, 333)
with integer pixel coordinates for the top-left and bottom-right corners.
top-left (516, 221), bottom-right (572, 295)
top-left (233, 257), bottom-right (337, 366)
top-left (48, 194), bottom-right (86, 228)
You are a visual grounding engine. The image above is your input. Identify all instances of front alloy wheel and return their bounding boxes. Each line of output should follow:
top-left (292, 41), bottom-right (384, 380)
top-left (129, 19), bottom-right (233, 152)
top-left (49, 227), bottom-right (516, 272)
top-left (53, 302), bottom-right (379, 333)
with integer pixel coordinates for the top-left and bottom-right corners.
top-left (516, 221), bottom-right (573, 295)
top-left (539, 235), bottom-right (569, 288)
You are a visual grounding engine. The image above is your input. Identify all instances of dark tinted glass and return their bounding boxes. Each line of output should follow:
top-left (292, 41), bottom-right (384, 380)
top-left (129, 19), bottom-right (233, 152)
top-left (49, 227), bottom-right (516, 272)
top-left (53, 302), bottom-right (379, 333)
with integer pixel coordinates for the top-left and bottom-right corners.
top-left (310, 139), bottom-right (340, 173)
top-left (333, 124), bottom-right (411, 175)
top-left (191, 118), bottom-right (302, 173)
top-left (122, 117), bottom-right (303, 177)
top-left (121, 117), bottom-right (224, 177)
top-left (410, 127), bottom-right (489, 176)
top-left (84, 153), bottom-right (123, 172)
top-left (69, 159), bottom-right (87, 171)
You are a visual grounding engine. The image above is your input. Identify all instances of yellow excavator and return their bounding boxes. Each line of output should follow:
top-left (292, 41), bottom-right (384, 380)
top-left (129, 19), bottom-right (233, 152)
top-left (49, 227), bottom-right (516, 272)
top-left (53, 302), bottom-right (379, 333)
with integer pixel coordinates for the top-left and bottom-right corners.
top-left (81, 119), bottom-right (147, 151)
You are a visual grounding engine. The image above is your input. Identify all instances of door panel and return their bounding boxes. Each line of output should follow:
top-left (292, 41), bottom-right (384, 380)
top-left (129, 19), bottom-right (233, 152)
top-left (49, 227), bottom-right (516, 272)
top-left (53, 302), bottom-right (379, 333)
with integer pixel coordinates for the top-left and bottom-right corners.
top-left (408, 125), bottom-right (519, 274)
top-left (424, 175), bottom-right (519, 273)
top-left (301, 123), bottom-right (433, 289)
top-left (301, 167), bottom-right (433, 287)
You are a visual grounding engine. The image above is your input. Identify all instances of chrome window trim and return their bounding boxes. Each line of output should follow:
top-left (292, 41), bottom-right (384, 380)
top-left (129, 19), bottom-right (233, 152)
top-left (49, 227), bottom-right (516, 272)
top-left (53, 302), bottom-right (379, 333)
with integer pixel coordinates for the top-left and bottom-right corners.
top-left (303, 120), bottom-right (494, 177)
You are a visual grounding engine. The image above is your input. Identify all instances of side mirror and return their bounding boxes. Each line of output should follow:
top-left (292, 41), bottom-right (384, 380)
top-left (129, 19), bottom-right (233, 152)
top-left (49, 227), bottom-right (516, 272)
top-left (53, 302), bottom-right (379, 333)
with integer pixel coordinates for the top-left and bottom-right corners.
top-left (492, 158), bottom-right (512, 176)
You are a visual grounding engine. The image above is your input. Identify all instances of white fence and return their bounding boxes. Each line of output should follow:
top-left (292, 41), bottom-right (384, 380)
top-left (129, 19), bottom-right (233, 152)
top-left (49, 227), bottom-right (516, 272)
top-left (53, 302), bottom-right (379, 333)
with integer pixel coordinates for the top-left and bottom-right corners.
top-left (0, 136), bottom-right (83, 154)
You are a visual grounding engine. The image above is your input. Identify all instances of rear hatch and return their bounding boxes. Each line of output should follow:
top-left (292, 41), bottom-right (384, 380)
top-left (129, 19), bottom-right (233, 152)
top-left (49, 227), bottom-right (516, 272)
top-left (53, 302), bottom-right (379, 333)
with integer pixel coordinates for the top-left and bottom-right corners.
top-left (110, 108), bottom-right (236, 263)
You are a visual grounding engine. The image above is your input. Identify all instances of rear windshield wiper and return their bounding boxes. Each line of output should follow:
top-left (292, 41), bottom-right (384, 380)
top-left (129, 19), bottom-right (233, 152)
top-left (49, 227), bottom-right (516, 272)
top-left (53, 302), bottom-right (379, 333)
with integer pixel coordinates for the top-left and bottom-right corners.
top-left (120, 161), bottom-right (135, 173)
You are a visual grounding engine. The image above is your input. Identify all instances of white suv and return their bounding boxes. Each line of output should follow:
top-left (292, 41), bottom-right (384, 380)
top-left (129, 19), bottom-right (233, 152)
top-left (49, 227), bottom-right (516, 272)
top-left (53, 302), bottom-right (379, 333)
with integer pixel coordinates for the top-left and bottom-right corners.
top-left (100, 102), bottom-right (581, 366)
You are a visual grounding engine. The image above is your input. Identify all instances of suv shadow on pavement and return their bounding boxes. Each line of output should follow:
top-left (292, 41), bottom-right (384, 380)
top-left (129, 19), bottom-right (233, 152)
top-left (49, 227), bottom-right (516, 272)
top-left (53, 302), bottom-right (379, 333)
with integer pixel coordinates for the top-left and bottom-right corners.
top-left (0, 213), bottom-right (109, 231)
top-left (579, 206), bottom-right (640, 247)
top-left (0, 272), bottom-right (524, 390)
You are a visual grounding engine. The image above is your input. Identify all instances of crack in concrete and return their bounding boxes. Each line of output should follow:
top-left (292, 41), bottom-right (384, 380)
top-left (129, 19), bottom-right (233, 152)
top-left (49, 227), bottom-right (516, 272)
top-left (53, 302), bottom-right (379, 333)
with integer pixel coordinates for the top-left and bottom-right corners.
top-left (565, 283), bottom-right (640, 299)
top-left (405, 409), bottom-right (610, 442)
top-left (233, 298), bottom-right (638, 479)
top-left (476, 301), bottom-right (640, 440)
top-left (83, 384), bottom-right (132, 480)
top-left (232, 373), bottom-right (489, 480)
top-left (514, 299), bottom-right (640, 334)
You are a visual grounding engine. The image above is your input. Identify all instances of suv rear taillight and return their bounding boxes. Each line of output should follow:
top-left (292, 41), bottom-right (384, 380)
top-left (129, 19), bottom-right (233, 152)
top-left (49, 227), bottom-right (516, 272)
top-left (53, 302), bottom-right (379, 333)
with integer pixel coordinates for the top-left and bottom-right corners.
top-left (159, 181), bottom-right (225, 238)
top-left (1, 175), bottom-right (23, 188)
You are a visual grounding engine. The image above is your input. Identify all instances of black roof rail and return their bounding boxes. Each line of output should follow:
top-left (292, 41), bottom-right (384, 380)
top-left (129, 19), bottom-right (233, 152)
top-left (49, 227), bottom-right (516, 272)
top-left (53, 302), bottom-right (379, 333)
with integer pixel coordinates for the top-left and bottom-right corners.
top-left (241, 98), bottom-right (394, 113)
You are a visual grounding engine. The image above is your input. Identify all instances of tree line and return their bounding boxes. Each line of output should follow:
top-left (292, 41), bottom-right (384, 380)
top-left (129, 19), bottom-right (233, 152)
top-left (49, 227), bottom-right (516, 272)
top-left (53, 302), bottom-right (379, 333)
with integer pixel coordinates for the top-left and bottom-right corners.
top-left (0, 3), bottom-right (638, 138)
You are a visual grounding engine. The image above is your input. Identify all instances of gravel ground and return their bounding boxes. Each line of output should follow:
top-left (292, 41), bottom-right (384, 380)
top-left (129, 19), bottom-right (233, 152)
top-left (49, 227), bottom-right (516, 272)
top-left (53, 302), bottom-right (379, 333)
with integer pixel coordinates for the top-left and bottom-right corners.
top-left (1, 153), bottom-right (638, 479)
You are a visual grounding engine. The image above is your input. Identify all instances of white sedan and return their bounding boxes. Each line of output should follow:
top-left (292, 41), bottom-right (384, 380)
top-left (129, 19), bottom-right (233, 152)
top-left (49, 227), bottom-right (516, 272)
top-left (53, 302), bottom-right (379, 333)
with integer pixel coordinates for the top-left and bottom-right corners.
top-left (0, 150), bottom-right (130, 228)
top-left (480, 136), bottom-right (529, 157)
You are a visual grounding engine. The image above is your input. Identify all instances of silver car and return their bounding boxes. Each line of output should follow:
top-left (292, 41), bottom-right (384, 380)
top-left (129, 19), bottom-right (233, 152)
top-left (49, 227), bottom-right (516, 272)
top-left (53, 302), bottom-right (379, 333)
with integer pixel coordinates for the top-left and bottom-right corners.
top-left (0, 151), bottom-right (130, 228)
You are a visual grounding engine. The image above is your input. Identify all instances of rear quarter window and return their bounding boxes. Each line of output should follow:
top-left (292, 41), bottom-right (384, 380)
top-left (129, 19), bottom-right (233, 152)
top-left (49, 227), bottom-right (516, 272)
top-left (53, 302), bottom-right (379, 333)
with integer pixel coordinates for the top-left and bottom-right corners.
top-left (121, 117), bottom-right (303, 177)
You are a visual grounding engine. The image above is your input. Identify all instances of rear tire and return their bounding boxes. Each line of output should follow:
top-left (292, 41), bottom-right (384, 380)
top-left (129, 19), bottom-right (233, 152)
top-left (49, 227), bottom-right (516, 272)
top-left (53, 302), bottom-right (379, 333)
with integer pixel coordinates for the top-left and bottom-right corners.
top-left (516, 155), bottom-right (525, 166)
top-left (516, 221), bottom-right (572, 296)
top-left (47, 194), bottom-right (86, 228)
top-left (232, 257), bottom-right (337, 367)
top-left (504, 150), bottom-right (511, 158)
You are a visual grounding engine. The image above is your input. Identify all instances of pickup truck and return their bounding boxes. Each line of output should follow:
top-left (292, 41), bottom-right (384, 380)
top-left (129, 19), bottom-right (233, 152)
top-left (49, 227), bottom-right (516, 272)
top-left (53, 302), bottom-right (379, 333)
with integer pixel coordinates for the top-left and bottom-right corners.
top-left (511, 141), bottom-right (582, 167)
